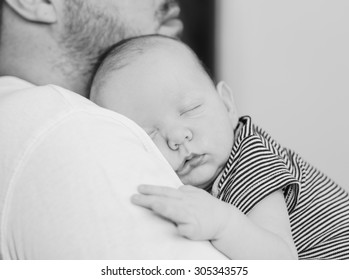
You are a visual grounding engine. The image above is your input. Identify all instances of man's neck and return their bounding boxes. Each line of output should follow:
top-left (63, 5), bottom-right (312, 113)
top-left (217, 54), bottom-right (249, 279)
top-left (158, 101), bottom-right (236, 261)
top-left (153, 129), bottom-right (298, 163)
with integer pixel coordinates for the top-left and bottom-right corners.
top-left (0, 53), bottom-right (91, 97)
top-left (0, 3), bottom-right (93, 97)
top-left (0, 34), bottom-right (92, 97)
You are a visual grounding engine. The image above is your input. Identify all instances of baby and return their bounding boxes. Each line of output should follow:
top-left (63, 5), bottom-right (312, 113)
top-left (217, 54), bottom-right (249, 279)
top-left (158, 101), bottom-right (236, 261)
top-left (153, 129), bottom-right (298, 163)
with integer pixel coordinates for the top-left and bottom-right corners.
top-left (90, 35), bottom-right (349, 260)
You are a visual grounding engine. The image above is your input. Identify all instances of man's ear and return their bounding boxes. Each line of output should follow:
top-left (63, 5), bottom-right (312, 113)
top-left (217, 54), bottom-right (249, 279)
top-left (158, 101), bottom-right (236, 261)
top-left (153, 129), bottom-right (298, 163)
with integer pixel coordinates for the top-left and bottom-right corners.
top-left (5, 0), bottom-right (57, 23)
top-left (216, 81), bottom-right (239, 129)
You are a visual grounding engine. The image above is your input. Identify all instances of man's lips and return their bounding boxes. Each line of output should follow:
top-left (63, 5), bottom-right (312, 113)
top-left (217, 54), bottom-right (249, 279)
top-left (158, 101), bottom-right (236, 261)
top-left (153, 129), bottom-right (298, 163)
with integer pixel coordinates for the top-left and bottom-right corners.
top-left (158, 4), bottom-right (183, 36)
top-left (163, 3), bottom-right (181, 21)
top-left (176, 154), bottom-right (206, 177)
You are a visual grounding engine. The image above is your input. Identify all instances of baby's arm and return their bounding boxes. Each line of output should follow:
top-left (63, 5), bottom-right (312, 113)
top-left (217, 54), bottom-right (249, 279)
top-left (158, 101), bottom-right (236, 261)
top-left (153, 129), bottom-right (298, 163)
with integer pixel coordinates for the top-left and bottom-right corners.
top-left (131, 184), bottom-right (297, 260)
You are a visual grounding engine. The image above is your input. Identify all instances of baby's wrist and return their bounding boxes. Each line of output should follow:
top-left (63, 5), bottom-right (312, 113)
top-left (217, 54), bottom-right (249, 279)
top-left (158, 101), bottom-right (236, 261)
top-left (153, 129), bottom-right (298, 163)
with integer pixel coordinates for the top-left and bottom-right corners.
top-left (211, 202), bottom-right (234, 240)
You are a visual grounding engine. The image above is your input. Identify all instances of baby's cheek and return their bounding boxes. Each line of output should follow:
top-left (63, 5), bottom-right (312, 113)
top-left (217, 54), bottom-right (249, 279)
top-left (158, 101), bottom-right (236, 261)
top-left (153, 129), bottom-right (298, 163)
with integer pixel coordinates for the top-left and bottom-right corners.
top-left (158, 148), bottom-right (179, 171)
top-left (151, 139), bottom-right (173, 165)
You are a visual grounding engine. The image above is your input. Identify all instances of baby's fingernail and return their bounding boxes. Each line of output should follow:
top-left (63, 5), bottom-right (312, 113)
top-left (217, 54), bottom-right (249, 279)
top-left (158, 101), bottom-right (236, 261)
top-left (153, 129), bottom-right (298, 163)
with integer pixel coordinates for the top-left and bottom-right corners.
top-left (138, 185), bottom-right (148, 192)
top-left (131, 194), bottom-right (141, 203)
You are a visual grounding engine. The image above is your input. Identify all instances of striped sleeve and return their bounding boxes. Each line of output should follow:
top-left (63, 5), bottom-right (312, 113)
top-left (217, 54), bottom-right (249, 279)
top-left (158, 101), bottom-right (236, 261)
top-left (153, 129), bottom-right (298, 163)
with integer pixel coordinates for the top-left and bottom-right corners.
top-left (217, 134), bottom-right (300, 214)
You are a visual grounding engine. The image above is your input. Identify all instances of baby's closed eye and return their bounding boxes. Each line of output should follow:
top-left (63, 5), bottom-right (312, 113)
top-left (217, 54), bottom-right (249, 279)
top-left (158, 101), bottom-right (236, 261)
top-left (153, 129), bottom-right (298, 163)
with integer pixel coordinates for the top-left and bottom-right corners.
top-left (180, 104), bottom-right (203, 116)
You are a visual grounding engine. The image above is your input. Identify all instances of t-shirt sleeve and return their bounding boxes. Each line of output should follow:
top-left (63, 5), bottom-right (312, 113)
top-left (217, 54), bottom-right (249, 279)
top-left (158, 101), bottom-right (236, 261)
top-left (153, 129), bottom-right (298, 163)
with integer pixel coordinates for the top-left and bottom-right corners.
top-left (218, 135), bottom-right (300, 214)
top-left (3, 112), bottom-right (226, 259)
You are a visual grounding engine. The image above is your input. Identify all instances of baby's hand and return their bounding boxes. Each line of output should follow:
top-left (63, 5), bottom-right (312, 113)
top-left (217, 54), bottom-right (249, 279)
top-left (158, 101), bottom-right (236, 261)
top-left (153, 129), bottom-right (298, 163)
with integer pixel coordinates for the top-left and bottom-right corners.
top-left (131, 184), bottom-right (231, 241)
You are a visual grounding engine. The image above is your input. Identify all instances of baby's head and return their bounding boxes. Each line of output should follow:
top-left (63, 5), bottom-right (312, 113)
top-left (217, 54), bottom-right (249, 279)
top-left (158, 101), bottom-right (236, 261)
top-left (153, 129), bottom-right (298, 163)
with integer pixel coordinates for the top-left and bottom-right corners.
top-left (91, 35), bottom-right (239, 189)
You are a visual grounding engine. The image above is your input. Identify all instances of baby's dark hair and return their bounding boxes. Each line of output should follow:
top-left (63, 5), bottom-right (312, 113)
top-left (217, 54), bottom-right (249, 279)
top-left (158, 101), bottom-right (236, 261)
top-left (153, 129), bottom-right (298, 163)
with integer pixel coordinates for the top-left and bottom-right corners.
top-left (90, 34), bottom-right (213, 99)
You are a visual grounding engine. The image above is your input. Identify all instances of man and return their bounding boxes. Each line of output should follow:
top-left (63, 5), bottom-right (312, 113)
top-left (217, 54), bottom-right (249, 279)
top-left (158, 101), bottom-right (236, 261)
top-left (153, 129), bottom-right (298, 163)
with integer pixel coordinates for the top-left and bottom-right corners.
top-left (0, 0), bottom-right (225, 259)
top-left (0, 0), bottom-right (183, 96)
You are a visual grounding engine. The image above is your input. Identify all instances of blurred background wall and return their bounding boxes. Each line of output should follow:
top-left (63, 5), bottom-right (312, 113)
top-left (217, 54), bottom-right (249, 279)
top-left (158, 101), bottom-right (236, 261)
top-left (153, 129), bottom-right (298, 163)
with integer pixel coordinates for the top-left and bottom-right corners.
top-left (179, 0), bottom-right (349, 188)
top-left (178, 0), bottom-right (216, 77)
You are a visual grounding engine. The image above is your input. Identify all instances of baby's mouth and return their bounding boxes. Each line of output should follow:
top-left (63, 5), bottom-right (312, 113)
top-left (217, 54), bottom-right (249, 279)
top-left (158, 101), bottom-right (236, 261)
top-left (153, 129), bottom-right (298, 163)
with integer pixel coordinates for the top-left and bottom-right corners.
top-left (176, 154), bottom-right (206, 177)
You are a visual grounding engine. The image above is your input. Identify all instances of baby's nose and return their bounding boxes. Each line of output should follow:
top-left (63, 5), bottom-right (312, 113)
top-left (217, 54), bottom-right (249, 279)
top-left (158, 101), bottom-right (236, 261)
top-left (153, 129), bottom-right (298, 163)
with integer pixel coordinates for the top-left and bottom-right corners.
top-left (167, 128), bottom-right (192, 150)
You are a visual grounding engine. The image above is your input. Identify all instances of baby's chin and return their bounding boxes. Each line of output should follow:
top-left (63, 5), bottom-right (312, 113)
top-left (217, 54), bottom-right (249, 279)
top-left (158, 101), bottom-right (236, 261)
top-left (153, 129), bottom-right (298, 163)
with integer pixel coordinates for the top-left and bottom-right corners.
top-left (178, 163), bottom-right (225, 190)
top-left (179, 174), bottom-right (215, 190)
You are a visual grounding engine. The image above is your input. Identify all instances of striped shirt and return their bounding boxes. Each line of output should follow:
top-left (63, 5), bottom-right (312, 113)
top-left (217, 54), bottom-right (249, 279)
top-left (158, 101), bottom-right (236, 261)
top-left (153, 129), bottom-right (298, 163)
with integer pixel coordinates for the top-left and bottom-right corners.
top-left (214, 116), bottom-right (349, 259)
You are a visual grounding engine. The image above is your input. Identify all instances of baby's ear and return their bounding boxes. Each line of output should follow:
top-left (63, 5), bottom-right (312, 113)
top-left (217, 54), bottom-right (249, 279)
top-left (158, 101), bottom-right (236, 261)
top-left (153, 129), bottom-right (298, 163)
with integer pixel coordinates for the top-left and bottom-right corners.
top-left (216, 81), bottom-right (239, 129)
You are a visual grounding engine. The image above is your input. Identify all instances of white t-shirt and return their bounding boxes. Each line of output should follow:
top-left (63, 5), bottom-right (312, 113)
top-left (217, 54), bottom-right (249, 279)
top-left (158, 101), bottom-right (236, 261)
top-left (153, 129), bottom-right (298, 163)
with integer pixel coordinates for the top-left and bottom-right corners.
top-left (0, 76), bottom-right (226, 259)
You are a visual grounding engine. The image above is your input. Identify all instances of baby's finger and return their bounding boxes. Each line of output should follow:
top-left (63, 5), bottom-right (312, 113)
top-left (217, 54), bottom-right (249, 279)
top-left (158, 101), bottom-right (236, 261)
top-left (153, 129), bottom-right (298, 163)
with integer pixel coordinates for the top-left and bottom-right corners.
top-left (131, 193), bottom-right (172, 212)
top-left (178, 185), bottom-right (205, 194)
top-left (131, 194), bottom-right (190, 224)
top-left (138, 184), bottom-right (183, 198)
top-left (131, 194), bottom-right (155, 209)
top-left (155, 202), bottom-right (191, 224)
top-left (178, 185), bottom-right (197, 191)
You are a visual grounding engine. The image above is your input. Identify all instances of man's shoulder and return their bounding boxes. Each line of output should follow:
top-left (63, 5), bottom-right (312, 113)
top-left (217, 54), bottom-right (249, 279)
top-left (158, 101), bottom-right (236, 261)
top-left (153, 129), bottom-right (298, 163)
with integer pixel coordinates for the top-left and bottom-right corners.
top-left (0, 76), bottom-right (95, 115)
top-left (0, 76), bottom-right (162, 183)
top-left (0, 76), bottom-right (144, 135)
